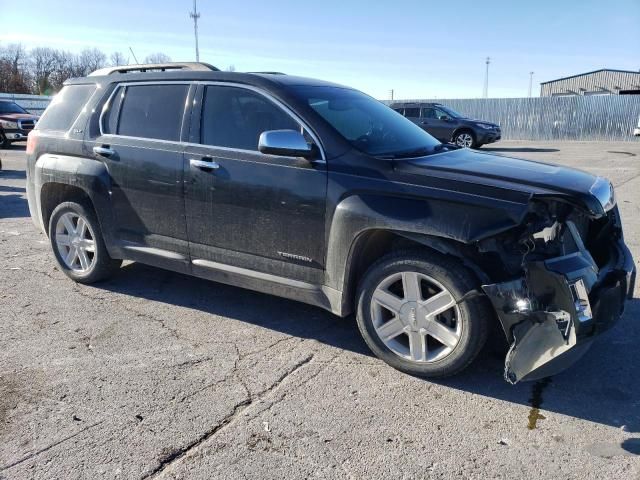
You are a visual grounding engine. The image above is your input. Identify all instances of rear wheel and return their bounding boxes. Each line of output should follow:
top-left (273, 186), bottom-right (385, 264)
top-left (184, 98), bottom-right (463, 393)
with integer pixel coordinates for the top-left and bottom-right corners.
top-left (356, 251), bottom-right (491, 378)
top-left (49, 201), bottom-right (121, 283)
top-left (453, 130), bottom-right (476, 148)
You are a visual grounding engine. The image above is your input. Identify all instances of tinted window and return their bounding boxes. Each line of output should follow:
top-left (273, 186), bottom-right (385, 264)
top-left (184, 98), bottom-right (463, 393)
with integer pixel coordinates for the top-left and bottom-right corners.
top-left (103, 87), bottom-right (125, 135)
top-left (404, 107), bottom-right (420, 117)
top-left (36, 85), bottom-right (96, 131)
top-left (422, 107), bottom-right (437, 119)
top-left (294, 86), bottom-right (440, 157)
top-left (116, 84), bottom-right (188, 141)
top-left (0, 101), bottom-right (27, 114)
top-left (201, 86), bottom-right (299, 150)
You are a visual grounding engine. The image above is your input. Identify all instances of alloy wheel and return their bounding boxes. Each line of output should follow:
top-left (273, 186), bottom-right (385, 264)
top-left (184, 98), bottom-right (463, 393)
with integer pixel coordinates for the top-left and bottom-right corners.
top-left (54, 212), bottom-right (97, 272)
top-left (455, 133), bottom-right (474, 148)
top-left (370, 271), bottom-right (462, 363)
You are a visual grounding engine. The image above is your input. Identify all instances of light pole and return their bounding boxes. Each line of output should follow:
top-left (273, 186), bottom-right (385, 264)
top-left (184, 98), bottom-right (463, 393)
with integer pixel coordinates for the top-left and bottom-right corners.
top-left (483, 57), bottom-right (490, 98)
top-left (528, 71), bottom-right (535, 97)
top-left (190, 0), bottom-right (201, 62)
top-left (389, 89), bottom-right (394, 101)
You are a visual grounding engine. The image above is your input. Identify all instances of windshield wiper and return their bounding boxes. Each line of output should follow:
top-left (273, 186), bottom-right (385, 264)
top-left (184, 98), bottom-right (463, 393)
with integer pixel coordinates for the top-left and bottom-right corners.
top-left (376, 147), bottom-right (432, 160)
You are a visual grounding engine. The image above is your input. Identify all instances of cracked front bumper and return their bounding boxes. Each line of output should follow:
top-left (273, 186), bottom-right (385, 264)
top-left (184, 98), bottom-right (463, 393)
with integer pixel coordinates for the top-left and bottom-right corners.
top-left (482, 236), bottom-right (635, 384)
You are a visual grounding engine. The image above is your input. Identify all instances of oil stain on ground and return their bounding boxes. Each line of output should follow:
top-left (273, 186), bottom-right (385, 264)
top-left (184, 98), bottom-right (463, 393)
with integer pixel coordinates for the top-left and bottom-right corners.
top-left (528, 377), bottom-right (552, 430)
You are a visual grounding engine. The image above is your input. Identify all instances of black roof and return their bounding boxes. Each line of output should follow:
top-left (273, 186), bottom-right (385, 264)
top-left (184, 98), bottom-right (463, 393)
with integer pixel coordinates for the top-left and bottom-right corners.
top-left (66, 67), bottom-right (349, 91)
top-left (540, 68), bottom-right (640, 85)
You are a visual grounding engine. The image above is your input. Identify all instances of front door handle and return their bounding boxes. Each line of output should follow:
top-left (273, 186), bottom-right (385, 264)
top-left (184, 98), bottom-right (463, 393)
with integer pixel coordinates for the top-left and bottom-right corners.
top-left (190, 158), bottom-right (220, 171)
top-left (93, 145), bottom-right (115, 157)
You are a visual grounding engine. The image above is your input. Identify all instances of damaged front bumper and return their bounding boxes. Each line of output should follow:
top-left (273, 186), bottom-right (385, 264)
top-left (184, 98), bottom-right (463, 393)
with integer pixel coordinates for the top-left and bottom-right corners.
top-left (482, 234), bottom-right (635, 384)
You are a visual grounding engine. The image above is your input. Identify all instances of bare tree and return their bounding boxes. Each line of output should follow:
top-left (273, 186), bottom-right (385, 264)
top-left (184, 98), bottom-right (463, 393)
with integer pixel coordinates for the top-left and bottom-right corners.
top-left (143, 52), bottom-right (171, 64)
top-left (76, 48), bottom-right (107, 76)
top-left (110, 51), bottom-right (127, 66)
top-left (0, 43), bottom-right (31, 93)
top-left (30, 47), bottom-right (60, 94)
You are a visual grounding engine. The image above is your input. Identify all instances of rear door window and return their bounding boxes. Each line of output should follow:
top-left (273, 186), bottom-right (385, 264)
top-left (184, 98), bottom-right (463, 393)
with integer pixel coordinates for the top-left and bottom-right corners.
top-left (36, 84), bottom-right (96, 132)
top-left (403, 107), bottom-right (420, 118)
top-left (111, 84), bottom-right (189, 141)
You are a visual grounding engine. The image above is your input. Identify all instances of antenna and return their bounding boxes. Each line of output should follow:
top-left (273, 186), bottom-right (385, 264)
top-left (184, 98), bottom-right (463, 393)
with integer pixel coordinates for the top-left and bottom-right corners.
top-left (483, 57), bottom-right (490, 98)
top-left (190, 0), bottom-right (201, 62)
top-left (129, 47), bottom-right (139, 64)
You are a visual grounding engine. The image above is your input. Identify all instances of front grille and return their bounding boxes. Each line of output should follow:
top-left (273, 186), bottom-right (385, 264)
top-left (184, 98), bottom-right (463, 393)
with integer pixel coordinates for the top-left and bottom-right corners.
top-left (18, 120), bottom-right (35, 131)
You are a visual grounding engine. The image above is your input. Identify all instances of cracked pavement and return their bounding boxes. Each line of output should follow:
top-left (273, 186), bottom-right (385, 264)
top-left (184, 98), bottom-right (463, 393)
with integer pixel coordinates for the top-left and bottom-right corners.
top-left (1, 140), bottom-right (640, 479)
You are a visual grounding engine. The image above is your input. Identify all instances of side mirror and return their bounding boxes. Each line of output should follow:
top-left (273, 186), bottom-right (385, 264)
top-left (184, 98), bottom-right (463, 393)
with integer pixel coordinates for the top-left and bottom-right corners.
top-left (258, 130), bottom-right (313, 158)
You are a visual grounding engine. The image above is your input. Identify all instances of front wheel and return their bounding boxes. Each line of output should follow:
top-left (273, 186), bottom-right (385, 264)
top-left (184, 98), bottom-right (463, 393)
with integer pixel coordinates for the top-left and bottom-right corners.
top-left (49, 201), bottom-right (121, 283)
top-left (356, 251), bottom-right (491, 378)
top-left (453, 131), bottom-right (477, 148)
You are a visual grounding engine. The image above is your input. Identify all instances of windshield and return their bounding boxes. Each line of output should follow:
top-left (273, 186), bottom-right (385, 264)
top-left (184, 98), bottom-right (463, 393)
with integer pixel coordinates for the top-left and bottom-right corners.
top-left (0, 101), bottom-right (28, 114)
top-left (438, 105), bottom-right (464, 119)
top-left (293, 86), bottom-right (441, 157)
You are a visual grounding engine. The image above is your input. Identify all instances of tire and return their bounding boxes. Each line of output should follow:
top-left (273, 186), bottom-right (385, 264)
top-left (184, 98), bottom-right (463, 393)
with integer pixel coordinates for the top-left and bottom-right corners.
top-left (453, 130), bottom-right (477, 149)
top-left (48, 201), bottom-right (121, 283)
top-left (0, 132), bottom-right (9, 149)
top-left (356, 250), bottom-right (492, 379)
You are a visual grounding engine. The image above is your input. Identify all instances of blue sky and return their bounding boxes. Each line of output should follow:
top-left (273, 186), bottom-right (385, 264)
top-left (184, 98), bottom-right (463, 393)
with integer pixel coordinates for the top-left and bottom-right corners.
top-left (1, 0), bottom-right (638, 99)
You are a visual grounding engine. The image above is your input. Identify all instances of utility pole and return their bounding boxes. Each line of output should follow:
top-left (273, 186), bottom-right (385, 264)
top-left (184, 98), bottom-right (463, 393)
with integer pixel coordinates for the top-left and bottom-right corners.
top-left (528, 71), bottom-right (535, 97)
top-left (483, 57), bottom-right (490, 98)
top-left (389, 89), bottom-right (394, 101)
top-left (190, 0), bottom-right (201, 62)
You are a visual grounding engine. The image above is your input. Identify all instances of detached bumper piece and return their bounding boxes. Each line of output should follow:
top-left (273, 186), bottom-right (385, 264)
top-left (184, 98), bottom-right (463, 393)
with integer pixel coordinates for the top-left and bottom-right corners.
top-left (483, 239), bottom-right (635, 384)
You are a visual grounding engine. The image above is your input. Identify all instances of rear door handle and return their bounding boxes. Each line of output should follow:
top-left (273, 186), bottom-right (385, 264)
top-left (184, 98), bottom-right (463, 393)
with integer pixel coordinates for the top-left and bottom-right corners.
top-left (93, 145), bottom-right (115, 157)
top-left (189, 158), bottom-right (220, 171)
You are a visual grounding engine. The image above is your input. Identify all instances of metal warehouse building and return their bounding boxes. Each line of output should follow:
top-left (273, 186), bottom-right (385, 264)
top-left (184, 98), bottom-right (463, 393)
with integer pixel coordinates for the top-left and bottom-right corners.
top-left (540, 69), bottom-right (640, 97)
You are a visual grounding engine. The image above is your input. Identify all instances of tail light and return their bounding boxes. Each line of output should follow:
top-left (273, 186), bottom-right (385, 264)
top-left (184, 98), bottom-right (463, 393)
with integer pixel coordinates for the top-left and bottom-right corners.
top-left (26, 131), bottom-right (37, 154)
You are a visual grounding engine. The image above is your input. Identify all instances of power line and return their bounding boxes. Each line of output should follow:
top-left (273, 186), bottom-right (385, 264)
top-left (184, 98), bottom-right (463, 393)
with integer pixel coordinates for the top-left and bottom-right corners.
top-left (190, 0), bottom-right (201, 62)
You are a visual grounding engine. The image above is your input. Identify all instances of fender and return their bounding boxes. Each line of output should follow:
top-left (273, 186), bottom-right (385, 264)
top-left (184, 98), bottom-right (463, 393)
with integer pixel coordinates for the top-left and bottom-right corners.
top-left (324, 193), bottom-right (531, 313)
top-left (33, 154), bottom-right (117, 252)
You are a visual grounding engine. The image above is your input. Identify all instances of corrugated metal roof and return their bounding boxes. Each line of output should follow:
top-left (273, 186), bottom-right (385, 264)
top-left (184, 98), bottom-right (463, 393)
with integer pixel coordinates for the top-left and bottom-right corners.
top-left (540, 68), bottom-right (640, 85)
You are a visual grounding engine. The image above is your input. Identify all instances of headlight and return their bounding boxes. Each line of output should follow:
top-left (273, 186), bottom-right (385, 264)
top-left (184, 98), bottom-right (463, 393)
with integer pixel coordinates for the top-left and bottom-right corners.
top-left (0, 120), bottom-right (19, 129)
top-left (475, 123), bottom-right (494, 130)
top-left (589, 177), bottom-right (616, 212)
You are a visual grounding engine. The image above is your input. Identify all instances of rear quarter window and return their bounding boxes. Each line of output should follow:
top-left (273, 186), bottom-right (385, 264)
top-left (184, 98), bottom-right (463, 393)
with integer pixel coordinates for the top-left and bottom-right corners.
top-left (36, 84), bottom-right (96, 132)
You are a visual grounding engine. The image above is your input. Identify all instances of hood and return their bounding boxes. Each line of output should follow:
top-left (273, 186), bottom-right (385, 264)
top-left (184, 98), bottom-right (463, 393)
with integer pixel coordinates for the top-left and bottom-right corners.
top-left (0, 113), bottom-right (39, 121)
top-left (395, 148), bottom-right (606, 215)
top-left (459, 118), bottom-right (499, 128)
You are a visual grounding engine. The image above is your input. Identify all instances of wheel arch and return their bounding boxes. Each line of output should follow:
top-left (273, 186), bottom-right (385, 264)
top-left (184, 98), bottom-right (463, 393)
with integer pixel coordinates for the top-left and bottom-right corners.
top-left (339, 229), bottom-right (490, 317)
top-left (34, 154), bottom-right (117, 251)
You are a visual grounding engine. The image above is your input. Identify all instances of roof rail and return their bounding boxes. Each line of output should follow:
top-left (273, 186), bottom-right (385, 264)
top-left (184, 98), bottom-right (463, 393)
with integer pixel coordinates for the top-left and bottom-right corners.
top-left (247, 71), bottom-right (286, 75)
top-left (88, 62), bottom-right (220, 76)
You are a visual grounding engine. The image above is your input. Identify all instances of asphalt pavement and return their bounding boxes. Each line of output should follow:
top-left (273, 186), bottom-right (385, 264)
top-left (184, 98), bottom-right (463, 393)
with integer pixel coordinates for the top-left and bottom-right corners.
top-left (1, 140), bottom-right (640, 479)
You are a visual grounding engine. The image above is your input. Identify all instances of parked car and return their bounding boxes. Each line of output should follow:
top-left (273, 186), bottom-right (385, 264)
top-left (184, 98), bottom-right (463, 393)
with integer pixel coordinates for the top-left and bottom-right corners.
top-left (390, 102), bottom-right (501, 148)
top-left (26, 63), bottom-right (634, 384)
top-left (0, 100), bottom-right (39, 148)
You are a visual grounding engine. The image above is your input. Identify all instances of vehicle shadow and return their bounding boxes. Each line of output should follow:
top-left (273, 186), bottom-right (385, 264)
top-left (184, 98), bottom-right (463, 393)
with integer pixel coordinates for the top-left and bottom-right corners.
top-left (0, 169), bottom-right (27, 180)
top-left (483, 147), bottom-right (560, 153)
top-left (100, 262), bottom-right (640, 432)
top-left (0, 193), bottom-right (29, 218)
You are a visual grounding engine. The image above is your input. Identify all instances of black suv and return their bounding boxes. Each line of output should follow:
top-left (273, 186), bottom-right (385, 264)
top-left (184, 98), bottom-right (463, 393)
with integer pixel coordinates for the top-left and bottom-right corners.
top-left (390, 102), bottom-right (501, 148)
top-left (26, 63), bottom-right (634, 384)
